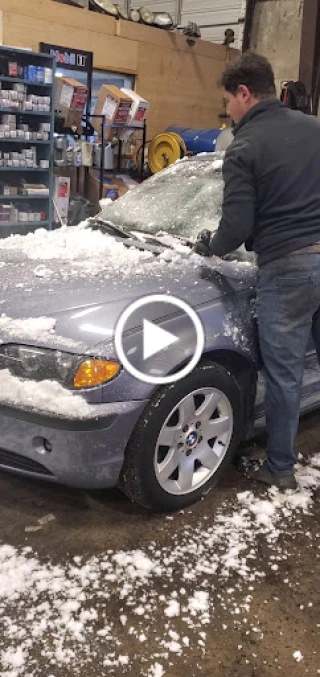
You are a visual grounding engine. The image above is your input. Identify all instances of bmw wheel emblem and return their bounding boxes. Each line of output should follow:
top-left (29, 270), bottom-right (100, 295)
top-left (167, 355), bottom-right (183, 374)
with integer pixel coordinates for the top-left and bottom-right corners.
top-left (186, 431), bottom-right (198, 447)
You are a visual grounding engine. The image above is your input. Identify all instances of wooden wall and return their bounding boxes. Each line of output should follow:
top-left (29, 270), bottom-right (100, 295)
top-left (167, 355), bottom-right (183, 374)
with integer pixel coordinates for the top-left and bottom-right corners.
top-left (0, 0), bottom-right (238, 138)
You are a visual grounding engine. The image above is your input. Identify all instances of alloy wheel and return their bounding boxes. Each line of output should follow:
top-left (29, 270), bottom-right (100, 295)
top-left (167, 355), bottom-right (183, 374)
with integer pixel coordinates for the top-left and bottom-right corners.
top-left (154, 387), bottom-right (233, 495)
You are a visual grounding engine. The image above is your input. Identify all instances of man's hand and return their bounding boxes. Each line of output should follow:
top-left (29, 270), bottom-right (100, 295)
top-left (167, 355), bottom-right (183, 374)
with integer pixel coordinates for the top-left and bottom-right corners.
top-left (193, 229), bottom-right (213, 257)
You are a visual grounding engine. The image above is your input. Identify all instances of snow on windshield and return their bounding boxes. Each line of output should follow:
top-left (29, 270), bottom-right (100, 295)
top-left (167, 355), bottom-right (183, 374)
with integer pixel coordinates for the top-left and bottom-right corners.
top-left (101, 156), bottom-right (224, 240)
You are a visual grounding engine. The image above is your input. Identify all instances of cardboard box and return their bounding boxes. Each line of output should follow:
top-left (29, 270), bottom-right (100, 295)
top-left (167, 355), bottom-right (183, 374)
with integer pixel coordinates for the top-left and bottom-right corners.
top-left (93, 85), bottom-right (132, 140)
top-left (88, 170), bottom-right (130, 213)
top-left (54, 77), bottom-right (88, 132)
top-left (120, 89), bottom-right (149, 140)
top-left (54, 176), bottom-right (71, 223)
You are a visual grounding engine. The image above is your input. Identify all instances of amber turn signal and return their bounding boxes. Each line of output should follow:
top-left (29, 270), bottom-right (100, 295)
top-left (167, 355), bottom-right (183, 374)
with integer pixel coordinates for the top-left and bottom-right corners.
top-left (73, 359), bottom-right (120, 388)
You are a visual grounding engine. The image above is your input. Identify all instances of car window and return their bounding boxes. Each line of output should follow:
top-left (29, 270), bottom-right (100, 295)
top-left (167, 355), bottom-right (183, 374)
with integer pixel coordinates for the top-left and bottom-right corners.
top-left (100, 154), bottom-right (224, 241)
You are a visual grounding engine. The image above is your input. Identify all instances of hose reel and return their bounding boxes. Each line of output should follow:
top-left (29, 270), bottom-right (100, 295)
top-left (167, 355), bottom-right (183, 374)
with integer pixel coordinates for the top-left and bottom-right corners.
top-left (148, 132), bottom-right (187, 173)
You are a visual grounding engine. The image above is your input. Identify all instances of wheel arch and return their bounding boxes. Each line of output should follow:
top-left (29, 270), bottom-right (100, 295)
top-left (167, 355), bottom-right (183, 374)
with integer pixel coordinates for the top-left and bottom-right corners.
top-left (199, 349), bottom-right (258, 439)
top-left (148, 348), bottom-right (258, 440)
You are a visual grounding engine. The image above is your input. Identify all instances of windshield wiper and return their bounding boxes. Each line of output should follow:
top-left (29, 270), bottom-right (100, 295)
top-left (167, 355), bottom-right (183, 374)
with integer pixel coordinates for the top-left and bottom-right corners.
top-left (88, 217), bottom-right (131, 239)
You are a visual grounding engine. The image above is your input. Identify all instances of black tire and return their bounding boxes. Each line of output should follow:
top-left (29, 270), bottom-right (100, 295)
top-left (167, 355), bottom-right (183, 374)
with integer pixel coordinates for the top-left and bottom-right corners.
top-left (120, 362), bottom-right (243, 512)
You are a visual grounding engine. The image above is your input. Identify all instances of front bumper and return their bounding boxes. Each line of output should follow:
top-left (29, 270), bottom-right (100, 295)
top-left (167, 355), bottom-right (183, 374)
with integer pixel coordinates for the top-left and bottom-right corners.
top-left (0, 399), bottom-right (148, 489)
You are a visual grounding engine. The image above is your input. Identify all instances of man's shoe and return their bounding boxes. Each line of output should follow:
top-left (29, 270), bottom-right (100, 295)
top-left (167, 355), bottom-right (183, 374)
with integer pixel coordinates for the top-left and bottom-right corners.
top-left (238, 458), bottom-right (298, 491)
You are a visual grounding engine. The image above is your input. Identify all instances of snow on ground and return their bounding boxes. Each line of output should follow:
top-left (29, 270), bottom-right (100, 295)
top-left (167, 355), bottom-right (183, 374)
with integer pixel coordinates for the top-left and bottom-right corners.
top-left (0, 455), bottom-right (319, 676)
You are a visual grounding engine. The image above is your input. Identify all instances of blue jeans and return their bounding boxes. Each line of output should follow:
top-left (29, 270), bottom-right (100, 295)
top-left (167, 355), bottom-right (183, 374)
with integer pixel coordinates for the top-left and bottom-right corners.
top-left (257, 254), bottom-right (320, 475)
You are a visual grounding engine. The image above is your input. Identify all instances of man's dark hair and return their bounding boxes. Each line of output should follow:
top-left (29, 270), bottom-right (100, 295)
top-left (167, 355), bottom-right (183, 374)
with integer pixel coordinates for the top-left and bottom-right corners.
top-left (221, 51), bottom-right (276, 99)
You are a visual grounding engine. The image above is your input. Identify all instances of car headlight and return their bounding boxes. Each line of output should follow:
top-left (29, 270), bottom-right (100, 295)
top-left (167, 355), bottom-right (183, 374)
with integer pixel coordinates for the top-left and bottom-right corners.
top-left (0, 344), bottom-right (121, 389)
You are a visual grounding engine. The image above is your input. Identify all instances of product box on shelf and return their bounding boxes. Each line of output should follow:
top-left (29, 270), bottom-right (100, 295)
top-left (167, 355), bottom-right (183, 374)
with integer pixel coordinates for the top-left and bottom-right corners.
top-left (0, 86), bottom-right (51, 113)
top-left (93, 85), bottom-right (132, 139)
top-left (2, 185), bottom-right (18, 196)
top-left (22, 183), bottom-right (50, 196)
top-left (88, 170), bottom-right (133, 213)
top-left (120, 89), bottom-right (149, 141)
top-left (54, 176), bottom-right (71, 222)
top-left (0, 203), bottom-right (16, 224)
top-left (0, 145), bottom-right (38, 168)
top-left (54, 77), bottom-right (88, 132)
top-left (24, 65), bottom-right (49, 84)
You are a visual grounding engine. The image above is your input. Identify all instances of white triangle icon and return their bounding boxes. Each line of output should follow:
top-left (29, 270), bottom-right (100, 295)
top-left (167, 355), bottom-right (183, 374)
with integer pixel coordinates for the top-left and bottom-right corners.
top-left (143, 319), bottom-right (179, 361)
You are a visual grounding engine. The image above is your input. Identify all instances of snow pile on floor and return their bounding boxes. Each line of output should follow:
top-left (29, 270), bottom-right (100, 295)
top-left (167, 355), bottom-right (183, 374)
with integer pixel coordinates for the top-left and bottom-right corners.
top-left (0, 368), bottom-right (92, 419)
top-left (0, 454), bottom-right (319, 676)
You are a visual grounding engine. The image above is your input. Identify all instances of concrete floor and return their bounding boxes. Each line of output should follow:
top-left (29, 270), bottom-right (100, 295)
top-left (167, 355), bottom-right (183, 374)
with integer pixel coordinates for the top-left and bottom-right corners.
top-left (0, 412), bottom-right (319, 677)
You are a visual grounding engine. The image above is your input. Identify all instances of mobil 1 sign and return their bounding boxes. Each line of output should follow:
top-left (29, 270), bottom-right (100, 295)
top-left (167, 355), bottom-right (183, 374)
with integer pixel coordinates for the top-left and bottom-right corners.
top-left (39, 43), bottom-right (93, 73)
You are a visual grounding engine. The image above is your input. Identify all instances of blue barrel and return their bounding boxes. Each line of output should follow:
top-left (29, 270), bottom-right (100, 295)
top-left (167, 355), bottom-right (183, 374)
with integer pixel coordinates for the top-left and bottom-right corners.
top-left (166, 125), bottom-right (222, 154)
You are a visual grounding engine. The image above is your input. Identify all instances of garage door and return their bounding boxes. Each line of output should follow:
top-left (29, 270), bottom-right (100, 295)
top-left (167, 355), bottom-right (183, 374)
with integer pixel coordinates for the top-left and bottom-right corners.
top-left (129, 0), bottom-right (247, 47)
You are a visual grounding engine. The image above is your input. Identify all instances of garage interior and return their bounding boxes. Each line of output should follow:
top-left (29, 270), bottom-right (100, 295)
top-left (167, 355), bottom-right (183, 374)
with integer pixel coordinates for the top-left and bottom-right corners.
top-left (0, 1), bottom-right (319, 676)
top-left (0, 0), bottom-right (319, 218)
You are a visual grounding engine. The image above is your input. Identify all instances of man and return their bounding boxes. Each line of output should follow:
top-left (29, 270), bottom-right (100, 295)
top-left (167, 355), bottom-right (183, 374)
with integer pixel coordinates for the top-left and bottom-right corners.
top-left (195, 51), bottom-right (320, 491)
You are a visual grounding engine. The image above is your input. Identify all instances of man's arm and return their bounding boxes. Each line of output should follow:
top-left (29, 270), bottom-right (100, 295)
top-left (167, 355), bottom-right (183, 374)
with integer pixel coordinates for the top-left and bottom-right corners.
top-left (208, 141), bottom-right (256, 257)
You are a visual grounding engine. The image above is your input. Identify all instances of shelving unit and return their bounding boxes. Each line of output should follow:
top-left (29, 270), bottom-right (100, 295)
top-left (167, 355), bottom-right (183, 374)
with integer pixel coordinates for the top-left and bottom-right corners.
top-left (0, 76), bottom-right (52, 89)
top-left (0, 167), bottom-right (50, 173)
top-left (0, 108), bottom-right (52, 117)
top-left (0, 194), bottom-right (49, 201)
top-left (0, 139), bottom-right (50, 145)
top-left (0, 45), bottom-right (54, 239)
top-left (88, 114), bottom-right (147, 201)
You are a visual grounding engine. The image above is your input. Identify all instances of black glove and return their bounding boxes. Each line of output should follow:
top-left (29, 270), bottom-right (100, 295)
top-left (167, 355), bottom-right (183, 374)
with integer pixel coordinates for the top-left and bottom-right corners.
top-left (194, 229), bottom-right (213, 257)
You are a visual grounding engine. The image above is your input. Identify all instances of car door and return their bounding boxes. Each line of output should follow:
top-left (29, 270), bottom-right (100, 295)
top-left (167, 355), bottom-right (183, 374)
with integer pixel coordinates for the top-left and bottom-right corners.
top-left (254, 331), bottom-right (320, 433)
top-left (301, 334), bottom-right (320, 412)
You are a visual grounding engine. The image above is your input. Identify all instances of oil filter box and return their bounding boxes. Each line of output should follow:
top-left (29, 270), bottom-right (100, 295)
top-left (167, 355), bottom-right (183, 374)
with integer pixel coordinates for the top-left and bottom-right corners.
top-left (120, 89), bottom-right (149, 141)
top-left (93, 85), bottom-right (132, 139)
top-left (54, 176), bottom-right (71, 222)
top-left (54, 77), bottom-right (88, 132)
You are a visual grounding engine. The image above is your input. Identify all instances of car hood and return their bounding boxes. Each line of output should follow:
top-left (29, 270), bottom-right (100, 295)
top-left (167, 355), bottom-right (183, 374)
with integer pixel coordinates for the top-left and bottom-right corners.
top-left (0, 225), bottom-right (257, 354)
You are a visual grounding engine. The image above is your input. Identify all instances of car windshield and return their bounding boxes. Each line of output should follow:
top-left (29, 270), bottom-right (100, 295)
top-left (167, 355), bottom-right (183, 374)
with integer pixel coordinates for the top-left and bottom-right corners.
top-left (100, 154), bottom-right (224, 241)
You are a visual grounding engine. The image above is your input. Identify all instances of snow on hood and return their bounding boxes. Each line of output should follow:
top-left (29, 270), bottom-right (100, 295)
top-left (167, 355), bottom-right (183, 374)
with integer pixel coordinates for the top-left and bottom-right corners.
top-left (0, 222), bottom-right (256, 355)
top-left (0, 223), bottom-right (200, 331)
top-left (0, 222), bottom-right (200, 295)
top-left (0, 314), bottom-right (56, 341)
top-left (0, 221), bottom-right (155, 267)
top-left (0, 314), bottom-right (81, 351)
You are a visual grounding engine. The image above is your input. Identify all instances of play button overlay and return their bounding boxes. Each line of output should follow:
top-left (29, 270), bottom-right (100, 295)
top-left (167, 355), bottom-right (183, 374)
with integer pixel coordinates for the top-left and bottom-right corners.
top-left (143, 319), bottom-right (179, 360)
top-left (114, 294), bottom-right (205, 385)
